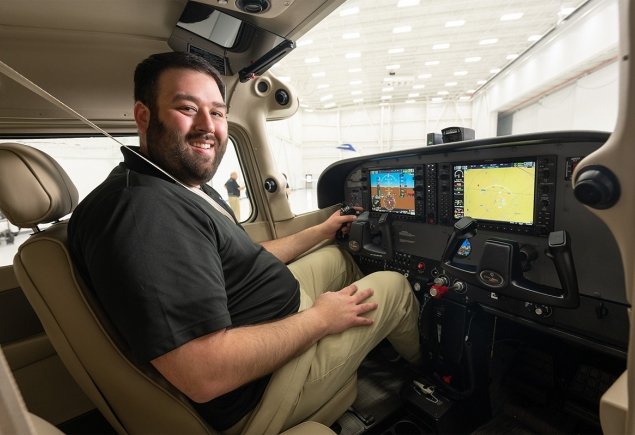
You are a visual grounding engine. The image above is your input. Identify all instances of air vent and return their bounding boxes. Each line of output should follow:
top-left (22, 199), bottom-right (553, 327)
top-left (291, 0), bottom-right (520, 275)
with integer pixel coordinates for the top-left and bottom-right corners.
top-left (188, 45), bottom-right (228, 75)
top-left (236, 0), bottom-right (271, 14)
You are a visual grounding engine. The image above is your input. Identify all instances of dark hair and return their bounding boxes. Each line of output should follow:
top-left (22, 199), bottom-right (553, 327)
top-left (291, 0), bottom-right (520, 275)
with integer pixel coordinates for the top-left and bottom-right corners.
top-left (133, 51), bottom-right (226, 112)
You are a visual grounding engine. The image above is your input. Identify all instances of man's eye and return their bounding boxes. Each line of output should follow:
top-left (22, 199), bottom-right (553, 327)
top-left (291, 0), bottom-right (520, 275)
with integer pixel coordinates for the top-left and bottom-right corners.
top-left (212, 111), bottom-right (226, 119)
top-left (179, 106), bottom-right (197, 114)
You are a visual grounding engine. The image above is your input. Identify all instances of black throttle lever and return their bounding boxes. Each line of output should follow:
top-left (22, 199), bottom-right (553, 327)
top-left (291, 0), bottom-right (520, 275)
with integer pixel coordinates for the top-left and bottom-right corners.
top-left (545, 230), bottom-right (579, 306)
top-left (377, 212), bottom-right (394, 260)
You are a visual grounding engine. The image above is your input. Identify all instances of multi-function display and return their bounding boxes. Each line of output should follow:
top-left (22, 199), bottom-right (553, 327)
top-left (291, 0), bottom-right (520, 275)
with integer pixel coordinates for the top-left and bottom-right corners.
top-left (452, 160), bottom-right (536, 226)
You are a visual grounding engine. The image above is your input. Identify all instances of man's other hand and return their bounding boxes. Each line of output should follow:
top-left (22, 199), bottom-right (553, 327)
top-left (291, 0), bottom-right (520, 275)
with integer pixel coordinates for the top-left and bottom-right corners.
top-left (311, 284), bottom-right (377, 335)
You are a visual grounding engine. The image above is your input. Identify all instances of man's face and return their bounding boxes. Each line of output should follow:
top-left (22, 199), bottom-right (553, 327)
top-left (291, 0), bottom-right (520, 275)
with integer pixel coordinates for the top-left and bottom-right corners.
top-left (138, 68), bottom-right (228, 187)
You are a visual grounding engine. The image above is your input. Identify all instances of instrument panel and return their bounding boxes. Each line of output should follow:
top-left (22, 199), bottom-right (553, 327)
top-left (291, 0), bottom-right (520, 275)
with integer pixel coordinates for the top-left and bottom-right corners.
top-left (317, 131), bottom-right (628, 356)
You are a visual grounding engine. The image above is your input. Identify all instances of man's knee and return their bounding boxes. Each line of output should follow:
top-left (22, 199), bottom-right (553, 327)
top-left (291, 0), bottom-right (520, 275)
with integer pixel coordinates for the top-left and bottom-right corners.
top-left (357, 271), bottom-right (414, 310)
top-left (359, 270), bottom-right (411, 292)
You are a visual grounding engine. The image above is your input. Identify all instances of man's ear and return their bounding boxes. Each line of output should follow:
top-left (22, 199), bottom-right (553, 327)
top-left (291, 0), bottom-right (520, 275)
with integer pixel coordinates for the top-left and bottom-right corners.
top-left (134, 101), bottom-right (150, 135)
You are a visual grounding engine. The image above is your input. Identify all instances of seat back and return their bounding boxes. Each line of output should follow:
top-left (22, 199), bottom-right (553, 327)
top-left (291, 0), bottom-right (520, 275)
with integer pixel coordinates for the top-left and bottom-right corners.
top-left (0, 142), bottom-right (213, 434)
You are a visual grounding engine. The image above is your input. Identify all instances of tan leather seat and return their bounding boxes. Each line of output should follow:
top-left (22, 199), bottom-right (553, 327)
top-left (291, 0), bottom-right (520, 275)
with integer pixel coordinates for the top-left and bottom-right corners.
top-left (0, 142), bottom-right (350, 434)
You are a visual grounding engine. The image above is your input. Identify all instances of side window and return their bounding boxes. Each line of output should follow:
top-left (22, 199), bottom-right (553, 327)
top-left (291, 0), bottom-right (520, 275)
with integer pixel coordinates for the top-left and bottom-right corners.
top-left (0, 136), bottom-right (253, 267)
top-left (266, 118), bottom-right (319, 216)
top-left (0, 137), bottom-right (128, 267)
top-left (0, 213), bottom-right (19, 266)
top-left (209, 137), bottom-right (252, 222)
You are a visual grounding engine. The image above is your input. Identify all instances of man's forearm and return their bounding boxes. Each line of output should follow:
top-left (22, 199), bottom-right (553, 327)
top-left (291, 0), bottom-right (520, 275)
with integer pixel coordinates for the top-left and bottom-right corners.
top-left (260, 224), bottom-right (326, 263)
top-left (152, 306), bottom-right (328, 403)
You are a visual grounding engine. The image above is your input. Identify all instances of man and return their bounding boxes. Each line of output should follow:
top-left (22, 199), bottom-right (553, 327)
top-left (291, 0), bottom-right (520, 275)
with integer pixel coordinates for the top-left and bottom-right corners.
top-left (224, 171), bottom-right (242, 220)
top-left (68, 52), bottom-right (421, 433)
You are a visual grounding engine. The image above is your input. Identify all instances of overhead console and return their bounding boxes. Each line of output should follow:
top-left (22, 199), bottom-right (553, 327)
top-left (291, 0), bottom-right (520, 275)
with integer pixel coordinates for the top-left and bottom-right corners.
top-left (318, 131), bottom-right (629, 357)
top-left (168, 1), bottom-right (295, 81)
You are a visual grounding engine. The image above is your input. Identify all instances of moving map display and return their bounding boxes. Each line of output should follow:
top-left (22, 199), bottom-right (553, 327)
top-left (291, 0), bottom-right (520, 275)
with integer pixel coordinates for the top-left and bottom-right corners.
top-left (369, 168), bottom-right (416, 215)
top-left (453, 160), bottom-right (536, 225)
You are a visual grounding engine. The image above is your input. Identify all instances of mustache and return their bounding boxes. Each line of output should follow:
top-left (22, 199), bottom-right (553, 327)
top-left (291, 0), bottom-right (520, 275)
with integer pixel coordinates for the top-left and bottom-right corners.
top-left (186, 132), bottom-right (216, 143)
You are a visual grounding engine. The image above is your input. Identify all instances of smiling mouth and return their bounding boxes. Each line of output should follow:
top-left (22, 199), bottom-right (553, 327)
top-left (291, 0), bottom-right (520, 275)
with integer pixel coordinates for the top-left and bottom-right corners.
top-left (190, 142), bottom-right (212, 150)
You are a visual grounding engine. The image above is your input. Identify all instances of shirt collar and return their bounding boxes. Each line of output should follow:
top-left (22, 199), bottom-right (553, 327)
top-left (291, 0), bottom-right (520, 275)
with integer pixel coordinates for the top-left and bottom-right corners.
top-left (120, 145), bottom-right (177, 184)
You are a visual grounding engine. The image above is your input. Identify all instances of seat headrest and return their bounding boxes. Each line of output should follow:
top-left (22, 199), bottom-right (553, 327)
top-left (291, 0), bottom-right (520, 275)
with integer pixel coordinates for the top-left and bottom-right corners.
top-left (0, 142), bottom-right (79, 228)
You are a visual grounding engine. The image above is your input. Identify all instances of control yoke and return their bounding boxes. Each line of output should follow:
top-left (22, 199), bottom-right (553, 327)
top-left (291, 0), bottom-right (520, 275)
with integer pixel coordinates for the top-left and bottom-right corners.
top-left (346, 211), bottom-right (394, 260)
top-left (441, 217), bottom-right (579, 308)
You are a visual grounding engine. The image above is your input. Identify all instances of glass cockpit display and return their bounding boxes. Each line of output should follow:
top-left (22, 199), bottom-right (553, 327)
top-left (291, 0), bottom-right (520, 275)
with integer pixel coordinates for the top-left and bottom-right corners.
top-left (369, 168), bottom-right (416, 215)
top-left (453, 160), bottom-right (536, 225)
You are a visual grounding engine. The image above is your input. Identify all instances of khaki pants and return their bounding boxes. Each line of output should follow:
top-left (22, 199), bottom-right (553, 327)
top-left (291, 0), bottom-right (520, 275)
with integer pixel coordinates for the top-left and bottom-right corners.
top-left (229, 245), bottom-right (421, 434)
top-left (228, 195), bottom-right (240, 221)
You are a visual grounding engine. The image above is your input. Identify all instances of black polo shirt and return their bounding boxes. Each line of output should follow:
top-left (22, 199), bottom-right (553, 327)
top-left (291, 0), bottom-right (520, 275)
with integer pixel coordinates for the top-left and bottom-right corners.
top-left (68, 146), bottom-right (300, 430)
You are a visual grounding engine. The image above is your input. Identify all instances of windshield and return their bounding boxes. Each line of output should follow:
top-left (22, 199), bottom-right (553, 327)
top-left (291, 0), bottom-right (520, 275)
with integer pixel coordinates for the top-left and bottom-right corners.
top-left (267, 0), bottom-right (619, 214)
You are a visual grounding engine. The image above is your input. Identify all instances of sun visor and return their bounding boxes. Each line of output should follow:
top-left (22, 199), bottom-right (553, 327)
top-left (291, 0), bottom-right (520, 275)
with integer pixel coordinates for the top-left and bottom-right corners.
top-left (168, 1), bottom-right (295, 82)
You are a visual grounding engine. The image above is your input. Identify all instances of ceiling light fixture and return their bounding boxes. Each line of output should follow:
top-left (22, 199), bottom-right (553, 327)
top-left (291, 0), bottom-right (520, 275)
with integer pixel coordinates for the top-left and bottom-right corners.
top-left (386, 64), bottom-right (400, 70)
top-left (465, 57), bottom-right (481, 63)
top-left (393, 25), bottom-right (412, 34)
top-left (388, 48), bottom-right (405, 54)
top-left (445, 20), bottom-right (465, 28)
top-left (339, 6), bottom-right (359, 17)
top-left (479, 38), bottom-right (498, 45)
top-left (558, 6), bottom-right (576, 22)
top-left (296, 39), bottom-right (313, 47)
top-left (342, 32), bottom-right (360, 39)
top-left (345, 52), bottom-right (361, 59)
top-left (397, 0), bottom-right (420, 7)
top-left (454, 71), bottom-right (468, 76)
top-left (304, 57), bottom-right (320, 63)
top-left (500, 12), bottom-right (524, 21)
top-left (425, 60), bottom-right (440, 66)
top-left (432, 43), bottom-right (450, 50)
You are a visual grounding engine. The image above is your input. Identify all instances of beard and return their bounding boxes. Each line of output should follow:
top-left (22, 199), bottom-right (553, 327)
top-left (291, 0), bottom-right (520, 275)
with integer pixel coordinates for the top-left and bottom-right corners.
top-left (145, 112), bottom-right (227, 186)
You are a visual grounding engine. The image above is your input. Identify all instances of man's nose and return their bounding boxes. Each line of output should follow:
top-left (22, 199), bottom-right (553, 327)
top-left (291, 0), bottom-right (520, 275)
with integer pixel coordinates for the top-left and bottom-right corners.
top-left (195, 111), bottom-right (216, 133)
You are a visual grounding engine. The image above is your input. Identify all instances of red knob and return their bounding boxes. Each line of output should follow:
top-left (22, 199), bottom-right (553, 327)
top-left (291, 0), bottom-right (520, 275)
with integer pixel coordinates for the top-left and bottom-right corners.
top-left (429, 284), bottom-right (448, 299)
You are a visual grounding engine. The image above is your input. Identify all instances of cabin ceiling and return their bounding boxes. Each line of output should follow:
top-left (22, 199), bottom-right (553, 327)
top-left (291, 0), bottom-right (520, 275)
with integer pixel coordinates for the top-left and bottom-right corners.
top-left (0, 0), bottom-right (602, 132)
